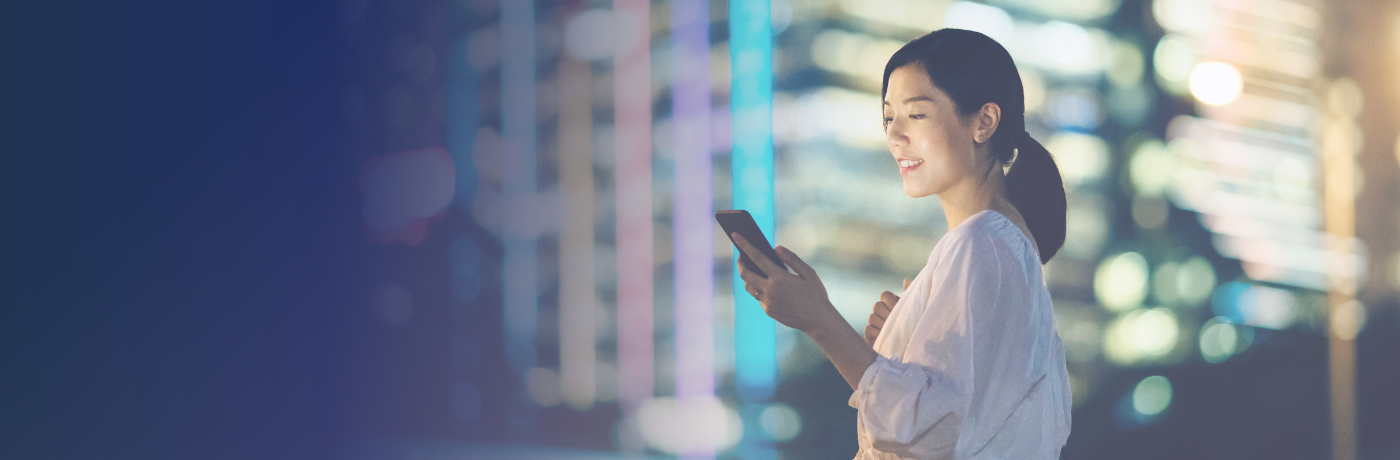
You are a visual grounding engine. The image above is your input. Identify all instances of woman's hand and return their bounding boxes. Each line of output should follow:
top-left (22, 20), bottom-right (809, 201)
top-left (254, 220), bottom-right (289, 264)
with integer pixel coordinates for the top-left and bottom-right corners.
top-left (864, 278), bottom-right (911, 346)
top-left (732, 233), bottom-right (839, 333)
top-left (733, 233), bottom-right (880, 390)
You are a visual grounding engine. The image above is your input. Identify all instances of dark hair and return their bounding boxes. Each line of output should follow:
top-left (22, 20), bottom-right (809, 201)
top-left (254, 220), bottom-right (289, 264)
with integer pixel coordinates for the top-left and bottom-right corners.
top-left (881, 28), bottom-right (1066, 263)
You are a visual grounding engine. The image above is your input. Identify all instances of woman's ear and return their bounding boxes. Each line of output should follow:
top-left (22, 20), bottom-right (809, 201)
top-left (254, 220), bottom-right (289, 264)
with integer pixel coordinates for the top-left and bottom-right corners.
top-left (974, 102), bottom-right (1001, 144)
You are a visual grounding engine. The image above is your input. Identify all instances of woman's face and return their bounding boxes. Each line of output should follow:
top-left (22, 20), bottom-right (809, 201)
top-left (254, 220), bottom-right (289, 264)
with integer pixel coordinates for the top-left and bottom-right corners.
top-left (883, 64), bottom-right (982, 198)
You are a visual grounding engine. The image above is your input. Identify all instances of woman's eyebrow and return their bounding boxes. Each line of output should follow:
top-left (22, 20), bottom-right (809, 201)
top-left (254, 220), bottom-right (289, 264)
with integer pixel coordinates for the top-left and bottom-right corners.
top-left (882, 95), bottom-right (936, 106)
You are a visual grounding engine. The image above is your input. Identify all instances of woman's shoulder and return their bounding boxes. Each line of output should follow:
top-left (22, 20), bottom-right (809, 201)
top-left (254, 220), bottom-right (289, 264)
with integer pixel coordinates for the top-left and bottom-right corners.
top-left (960, 210), bottom-right (1022, 238)
top-left (937, 210), bottom-right (1021, 254)
top-left (929, 210), bottom-right (1039, 280)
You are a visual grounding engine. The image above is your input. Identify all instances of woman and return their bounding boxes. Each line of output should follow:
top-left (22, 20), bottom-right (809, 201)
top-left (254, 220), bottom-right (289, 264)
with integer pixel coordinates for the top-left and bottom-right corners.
top-left (731, 29), bottom-right (1072, 458)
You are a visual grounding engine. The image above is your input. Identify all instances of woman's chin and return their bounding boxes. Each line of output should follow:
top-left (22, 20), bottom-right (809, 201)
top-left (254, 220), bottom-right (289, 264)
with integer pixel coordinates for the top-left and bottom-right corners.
top-left (902, 183), bottom-right (934, 198)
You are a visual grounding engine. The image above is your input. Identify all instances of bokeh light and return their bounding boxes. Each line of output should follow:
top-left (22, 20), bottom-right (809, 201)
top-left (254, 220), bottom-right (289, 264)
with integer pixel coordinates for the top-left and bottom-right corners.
top-left (1152, 256), bottom-right (1218, 308)
top-left (1131, 195), bottom-right (1169, 229)
top-left (1007, 0), bottom-right (1121, 22)
top-left (1326, 77), bottom-right (1364, 117)
top-left (1095, 252), bottom-right (1150, 312)
top-left (771, 0), bottom-right (793, 34)
top-left (1330, 299), bottom-right (1368, 341)
top-left (1047, 132), bottom-right (1110, 186)
top-left (1199, 317), bottom-right (1247, 363)
top-left (1049, 92), bottom-right (1102, 131)
top-left (836, 0), bottom-right (952, 33)
top-left (810, 29), bottom-right (904, 87)
top-left (943, 2), bottom-right (1014, 45)
top-left (1272, 156), bottom-right (1316, 203)
top-left (1128, 138), bottom-right (1174, 196)
top-left (759, 402), bottom-right (803, 442)
top-left (1188, 62), bottom-right (1242, 106)
top-left (635, 396), bottom-right (743, 455)
top-left (1021, 69), bottom-right (1046, 113)
top-left (1061, 195), bottom-right (1111, 259)
top-left (1104, 308), bottom-right (1180, 365)
top-left (1212, 281), bottom-right (1298, 330)
top-left (1153, 0), bottom-right (1213, 33)
top-left (1035, 21), bottom-right (1100, 75)
top-left (1132, 375), bottom-right (1173, 417)
top-left (1153, 34), bottom-right (1195, 95)
top-left (1107, 39), bottom-right (1145, 87)
top-left (1175, 256), bottom-right (1217, 307)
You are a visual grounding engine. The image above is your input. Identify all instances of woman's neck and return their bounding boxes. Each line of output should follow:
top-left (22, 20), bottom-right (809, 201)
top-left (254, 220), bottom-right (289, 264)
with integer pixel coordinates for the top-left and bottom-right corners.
top-left (937, 166), bottom-right (1007, 229)
top-left (936, 167), bottom-right (1040, 255)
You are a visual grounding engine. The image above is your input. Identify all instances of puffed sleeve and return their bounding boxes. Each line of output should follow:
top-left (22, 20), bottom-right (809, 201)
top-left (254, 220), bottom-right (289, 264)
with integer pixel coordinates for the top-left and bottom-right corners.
top-left (846, 231), bottom-right (1004, 455)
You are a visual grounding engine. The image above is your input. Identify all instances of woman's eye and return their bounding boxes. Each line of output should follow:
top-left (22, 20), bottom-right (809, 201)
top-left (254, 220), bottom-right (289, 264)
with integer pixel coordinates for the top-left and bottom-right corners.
top-left (883, 117), bottom-right (893, 125)
top-left (909, 114), bottom-right (927, 120)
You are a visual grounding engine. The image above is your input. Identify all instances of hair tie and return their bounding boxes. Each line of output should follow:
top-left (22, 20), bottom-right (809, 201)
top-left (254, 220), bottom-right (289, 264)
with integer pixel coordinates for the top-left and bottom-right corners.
top-left (1005, 133), bottom-right (1031, 174)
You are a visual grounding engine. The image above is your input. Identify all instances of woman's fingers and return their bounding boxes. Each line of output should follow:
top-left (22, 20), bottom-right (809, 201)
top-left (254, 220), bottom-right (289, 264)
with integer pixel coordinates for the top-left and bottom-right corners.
top-left (903, 278), bottom-right (911, 290)
top-left (731, 233), bottom-right (786, 279)
top-left (775, 245), bottom-right (816, 280)
top-left (735, 250), bottom-right (767, 285)
top-left (735, 254), bottom-right (767, 301)
top-left (873, 299), bottom-right (891, 318)
top-left (866, 298), bottom-right (890, 345)
top-left (880, 290), bottom-right (900, 309)
top-left (736, 255), bottom-right (758, 283)
top-left (867, 288), bottom-right (901, 344)
top-left (868, 310), bottom-right (885, 329)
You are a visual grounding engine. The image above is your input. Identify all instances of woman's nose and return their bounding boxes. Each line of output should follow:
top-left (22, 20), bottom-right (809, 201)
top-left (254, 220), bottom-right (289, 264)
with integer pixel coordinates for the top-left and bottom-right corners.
top-left (886, 120), bottom-right (908, 146)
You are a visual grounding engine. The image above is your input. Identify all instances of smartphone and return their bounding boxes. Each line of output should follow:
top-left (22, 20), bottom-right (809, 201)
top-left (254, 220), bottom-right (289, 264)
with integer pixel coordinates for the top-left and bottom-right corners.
top-left (715, 209), bottom-right (787, 278)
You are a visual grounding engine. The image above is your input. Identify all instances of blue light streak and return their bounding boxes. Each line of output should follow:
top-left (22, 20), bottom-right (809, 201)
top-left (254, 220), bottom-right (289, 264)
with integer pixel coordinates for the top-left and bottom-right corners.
top-left (730, 0), bottom-right (776, 406)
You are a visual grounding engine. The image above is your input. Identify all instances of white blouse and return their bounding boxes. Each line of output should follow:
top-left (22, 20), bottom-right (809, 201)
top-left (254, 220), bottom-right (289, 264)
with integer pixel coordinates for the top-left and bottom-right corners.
top-left (848, 210), bottom-right (1072, 459)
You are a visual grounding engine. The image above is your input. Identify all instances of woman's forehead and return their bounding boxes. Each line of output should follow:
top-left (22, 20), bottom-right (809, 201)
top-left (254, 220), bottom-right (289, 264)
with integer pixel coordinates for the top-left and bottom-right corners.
top-left (885, 66), bottom-right (943, 104)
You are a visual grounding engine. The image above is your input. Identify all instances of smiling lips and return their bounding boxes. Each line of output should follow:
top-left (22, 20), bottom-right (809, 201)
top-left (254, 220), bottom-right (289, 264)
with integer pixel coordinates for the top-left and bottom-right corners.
top-left (897, 158), bottom-right (924, 175)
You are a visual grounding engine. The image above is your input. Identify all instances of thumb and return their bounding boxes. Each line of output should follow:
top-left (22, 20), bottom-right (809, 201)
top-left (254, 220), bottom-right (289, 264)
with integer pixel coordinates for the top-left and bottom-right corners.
top-left (903, 278), bottom-right (911, 290)
top-left (775, 245), bottom-right (817, 279)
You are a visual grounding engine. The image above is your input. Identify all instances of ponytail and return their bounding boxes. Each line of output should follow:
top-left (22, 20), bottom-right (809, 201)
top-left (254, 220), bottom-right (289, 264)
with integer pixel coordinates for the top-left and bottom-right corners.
top-left (1005, 132), bottom-right (1066, 264)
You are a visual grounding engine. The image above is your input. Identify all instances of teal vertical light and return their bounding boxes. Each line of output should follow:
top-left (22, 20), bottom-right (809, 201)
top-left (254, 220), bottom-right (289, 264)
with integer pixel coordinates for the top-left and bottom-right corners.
top-left (730, 0), bottom-right (776, 405)
top-left (730, 3), bottom-right (776, 456)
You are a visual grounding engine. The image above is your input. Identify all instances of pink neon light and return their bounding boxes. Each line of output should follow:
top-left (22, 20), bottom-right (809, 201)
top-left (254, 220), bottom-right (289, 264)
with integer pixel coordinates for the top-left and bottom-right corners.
top-left (615, 0), bottom-right (654, 414)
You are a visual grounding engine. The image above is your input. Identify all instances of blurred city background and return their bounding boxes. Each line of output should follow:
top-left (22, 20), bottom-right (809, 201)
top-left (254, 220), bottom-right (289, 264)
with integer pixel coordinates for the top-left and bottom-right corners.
top-left (3, 0), bottom-right (1399, 459)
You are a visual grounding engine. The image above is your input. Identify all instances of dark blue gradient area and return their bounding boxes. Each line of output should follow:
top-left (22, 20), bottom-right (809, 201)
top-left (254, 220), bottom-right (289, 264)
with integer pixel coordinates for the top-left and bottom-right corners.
top-left (2, 1), bottom-right (359, 458)
top-left (7, 1), bottom-right (1400, 460)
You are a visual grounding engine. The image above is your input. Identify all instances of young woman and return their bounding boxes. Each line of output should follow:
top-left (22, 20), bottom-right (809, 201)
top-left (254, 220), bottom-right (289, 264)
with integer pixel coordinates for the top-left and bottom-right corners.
top-left (731, 29), bottom-right (1072, 458)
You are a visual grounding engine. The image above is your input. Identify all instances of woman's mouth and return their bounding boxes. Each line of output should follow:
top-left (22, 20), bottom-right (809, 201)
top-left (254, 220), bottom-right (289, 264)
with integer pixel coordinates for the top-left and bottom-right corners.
top-left (898, 159), bottom-right (924, 175)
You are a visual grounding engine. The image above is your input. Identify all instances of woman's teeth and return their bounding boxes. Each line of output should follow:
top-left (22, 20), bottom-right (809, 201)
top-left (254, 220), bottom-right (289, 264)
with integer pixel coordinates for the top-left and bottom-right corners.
top-left (899, 159), bottom-right (923, 168)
